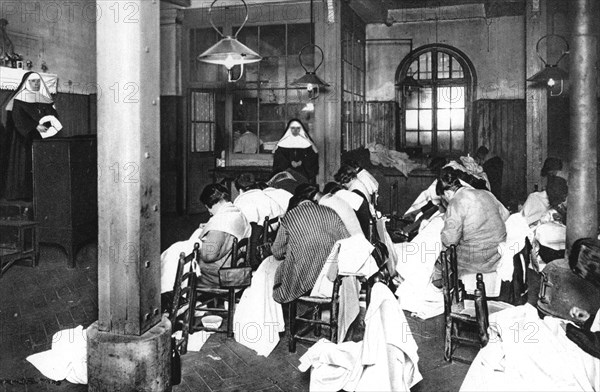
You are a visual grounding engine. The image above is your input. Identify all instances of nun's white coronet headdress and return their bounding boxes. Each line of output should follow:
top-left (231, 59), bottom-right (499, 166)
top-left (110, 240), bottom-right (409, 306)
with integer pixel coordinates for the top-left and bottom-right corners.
top-left (273, 119), bottom-right (318, 153)
top-left (5, 72), bottom-right (54, 111)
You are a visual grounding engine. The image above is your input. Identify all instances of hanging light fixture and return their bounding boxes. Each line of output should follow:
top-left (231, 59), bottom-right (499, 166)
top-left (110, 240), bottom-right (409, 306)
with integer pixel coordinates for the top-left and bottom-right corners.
top-left (290, 0), bottom-right (329, 99)
top-left (527, 34), bottom-right (569, 96)
top-left (197, 0), bottom-right (262, 82)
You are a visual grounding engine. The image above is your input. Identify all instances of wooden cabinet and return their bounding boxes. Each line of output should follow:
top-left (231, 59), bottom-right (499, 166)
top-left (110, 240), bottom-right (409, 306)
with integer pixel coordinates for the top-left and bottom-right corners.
top-left (32, 136), bottom-right (97, 267)
top-left (376, 169), bottom-right (437, 216)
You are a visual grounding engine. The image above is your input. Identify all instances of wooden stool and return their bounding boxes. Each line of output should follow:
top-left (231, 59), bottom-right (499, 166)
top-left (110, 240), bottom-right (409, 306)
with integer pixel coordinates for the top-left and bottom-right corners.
top-left (0, 220), bottom-right (39, 277)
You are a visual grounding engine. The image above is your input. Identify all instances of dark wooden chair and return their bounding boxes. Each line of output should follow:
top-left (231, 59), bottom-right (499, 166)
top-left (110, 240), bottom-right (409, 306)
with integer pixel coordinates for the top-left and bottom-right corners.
top-left (442, 245), bottom-right (497, 363)
top-left (170, 242), bottom-right (201, 355)
top-left (252, 215), bottom-right (279, 269)
top-left (288, 275), bottom-right (343, 353)
top-left (191, 237), bottom-right (251, 338)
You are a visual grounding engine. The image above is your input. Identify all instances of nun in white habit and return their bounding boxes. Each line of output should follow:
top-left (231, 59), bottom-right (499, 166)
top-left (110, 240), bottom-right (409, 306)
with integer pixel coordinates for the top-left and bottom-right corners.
top-left (272, 118), bottom-right (319, 182)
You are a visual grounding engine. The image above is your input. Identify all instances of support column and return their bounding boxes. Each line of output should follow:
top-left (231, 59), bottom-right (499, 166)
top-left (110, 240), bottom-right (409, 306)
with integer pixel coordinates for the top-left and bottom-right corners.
top-left (315, 0), bottom-right (342, 183)
top-left (566, 0), bottom-right (598, 252)
top-left (525, 0), bottom-right (548, 193)
top-left (88, 1), bottom-right (170, 391)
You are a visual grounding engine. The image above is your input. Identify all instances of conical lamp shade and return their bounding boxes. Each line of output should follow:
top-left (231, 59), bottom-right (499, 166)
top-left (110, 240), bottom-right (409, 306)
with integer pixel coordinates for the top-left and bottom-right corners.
top-left (198, 37), bottom-right (262, 68)
top-left (527, 65), bottom-right (568, 84)
top-left (290, 72), bottom-right (330, 88)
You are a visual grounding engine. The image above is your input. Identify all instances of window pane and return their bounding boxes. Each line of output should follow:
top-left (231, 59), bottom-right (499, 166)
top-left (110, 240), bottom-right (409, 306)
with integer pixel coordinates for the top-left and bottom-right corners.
top-left (237, 26), bottom-right (258, 53)
top-left (233, 91), bottom-right (258, 122)
top-left (259, 122), bottom-right (286, 151)
top-left (343, 61), bottom-right (352, 91)
top-left (438, 131), bottom-right (450, 151)
top-left (451, 87), bottom-right (465, 108)
top-left (437, 109), bottom-right (451, 130)
top-left (260, 25), bottom-right (285, 57)
top-left (408, 60), bottom-right (418, 77)
top-left (451, 109), bottom-right (465, 129)
top-left (438, 87), bottom-right (451, 109)
top-left (354, 40), bottom-right (364, 70)
top-left (417, 52), bottom-right (432, 80)
top-left (406, 131), bottom-right (418, 146)
top-left (406, 110), bottom-right (418, 130)
top-left (288, 88), bottom-right (307, 103)
top-left (405, 89), bottom-right (420, 109)
top-left (260, 57), bottom-right (285, 88)
top-left (354, 66), bottom-right (364, 96)
top-left (191, 123), bottom-right (213, 152)
top-left (438, 52), bottom-right (450, 79)
top-left (419, 131), bottom-right (432, 148)
top-left (451, 58), bottom-right (464, 78)
top-left (419, 110), bottom-right (432, 130)
top-left (452, 131), bottom-right (464, 151)
top-left (260, 101), bottom-right (285, 122)
top-left (420, 88), bottom-right (432, 108)
top-left (287, 24), bottom-right (311, 55)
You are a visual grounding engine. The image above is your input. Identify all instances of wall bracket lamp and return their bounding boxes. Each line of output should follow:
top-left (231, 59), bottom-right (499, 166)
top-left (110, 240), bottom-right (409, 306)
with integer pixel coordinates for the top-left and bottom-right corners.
top-left (197, 0), bottom-right (262, 82)
top-left (396, 73), bottom-right (424, 97)
top-left (527, 34), bottom-right (569, 96)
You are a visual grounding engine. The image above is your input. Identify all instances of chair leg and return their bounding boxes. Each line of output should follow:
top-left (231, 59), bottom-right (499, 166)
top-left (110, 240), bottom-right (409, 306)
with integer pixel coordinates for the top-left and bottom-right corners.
top-left (444, 317), bottom-right (453, 362)
top-left (227, 289), bottom-right (235, 338)
top-left (288, 302), bottom-right (297, 353)
top-left (314, 305), bottom-right (322, 337)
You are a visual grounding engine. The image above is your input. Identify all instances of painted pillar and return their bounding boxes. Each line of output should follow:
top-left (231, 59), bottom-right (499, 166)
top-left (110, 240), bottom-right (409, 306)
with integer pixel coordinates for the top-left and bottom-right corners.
top-left (87, 1), bottom-right (171, 390)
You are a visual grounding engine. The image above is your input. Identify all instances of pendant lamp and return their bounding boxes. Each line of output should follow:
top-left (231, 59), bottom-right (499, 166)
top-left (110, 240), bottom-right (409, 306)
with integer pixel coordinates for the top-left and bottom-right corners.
top-left (197, 0), bottom-right (262, 82)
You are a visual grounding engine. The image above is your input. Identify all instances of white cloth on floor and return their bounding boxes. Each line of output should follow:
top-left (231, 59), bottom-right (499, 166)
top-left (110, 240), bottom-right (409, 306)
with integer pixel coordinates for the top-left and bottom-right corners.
top-left (460, 304), bottom-right (600, 392)
top-left (394, 213), bottom-right (444, 319)
top-left (299, 283), bottom-right (422, 392)
top-left (233, 256), bottom-right (285, 357)
top-left (298, 339), bottom-right (363, 391)
top-left (187, 330), bottom-right (214, 351)
top-left (26, 325), bottom-right (88, 384)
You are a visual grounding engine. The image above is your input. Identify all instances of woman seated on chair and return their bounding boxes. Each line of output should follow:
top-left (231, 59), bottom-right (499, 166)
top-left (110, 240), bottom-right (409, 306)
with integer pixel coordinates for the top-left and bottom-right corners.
top-left (334, 164), bottom-right (376, 217)
top-left (233, 172), bottom-right (286, 225)
top-left (531, 175), bottom-right (568, 265)
top-left (271, 183), bottom-right (350, 304)
top-left (196, 184), bottom-right (252, 287)
top-left (438, 166), bottom-right (510, 277)
top-left (318, 181), bottom-right (371, 238)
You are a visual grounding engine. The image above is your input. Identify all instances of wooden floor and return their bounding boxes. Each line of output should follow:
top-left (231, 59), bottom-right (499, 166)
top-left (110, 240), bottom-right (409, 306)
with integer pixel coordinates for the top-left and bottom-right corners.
top-left (0, 213), bottom-right (472, 392)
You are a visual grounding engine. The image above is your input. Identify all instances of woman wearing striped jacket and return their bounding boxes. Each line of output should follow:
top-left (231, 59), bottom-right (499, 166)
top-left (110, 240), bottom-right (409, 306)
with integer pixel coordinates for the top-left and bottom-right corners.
top-left (271, 184), bottom-right (350, 304)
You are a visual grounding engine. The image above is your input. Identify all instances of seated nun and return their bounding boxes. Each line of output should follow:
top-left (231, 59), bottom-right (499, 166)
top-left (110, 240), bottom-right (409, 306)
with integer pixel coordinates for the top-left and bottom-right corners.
top-left (233, 173), bottom-right (286, 224)
top-left (272, 119), bottom-right (319, 183)
top-left (271, 183), bottom-right (350, 304)
top-left (438, 167), bottom-right (510, 277)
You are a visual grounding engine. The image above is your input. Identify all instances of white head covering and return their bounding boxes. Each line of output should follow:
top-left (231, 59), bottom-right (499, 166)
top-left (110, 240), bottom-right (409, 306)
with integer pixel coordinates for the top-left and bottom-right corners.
top-left (5, 72), bottom-right (54, 111)
top-left (273, 119), bottom-right (318, 152)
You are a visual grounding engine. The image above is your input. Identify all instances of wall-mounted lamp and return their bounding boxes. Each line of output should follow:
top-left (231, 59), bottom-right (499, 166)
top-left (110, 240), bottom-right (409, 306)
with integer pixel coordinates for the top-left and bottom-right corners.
top-left (527, 34), bottom-right (569, 96)
top-left (197, 0), bottom-right (262, 82)
top-left (396, 72), bottom-right (424, 96)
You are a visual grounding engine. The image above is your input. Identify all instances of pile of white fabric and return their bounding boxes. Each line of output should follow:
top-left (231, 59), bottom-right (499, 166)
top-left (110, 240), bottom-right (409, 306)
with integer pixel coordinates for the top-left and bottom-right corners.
top-left (26, 325), bottom-right (88, 384)
top-left (461, 304), bottom-right (600, 392)
top-left (366, 143), bottom-right (425, 177)
top-left (298, 283), bottom-right (422, 392)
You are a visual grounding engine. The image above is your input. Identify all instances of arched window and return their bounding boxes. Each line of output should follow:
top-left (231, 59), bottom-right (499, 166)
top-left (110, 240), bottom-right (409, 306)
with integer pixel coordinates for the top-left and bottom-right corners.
top-left (396, 45), bottom-right (476, 155)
